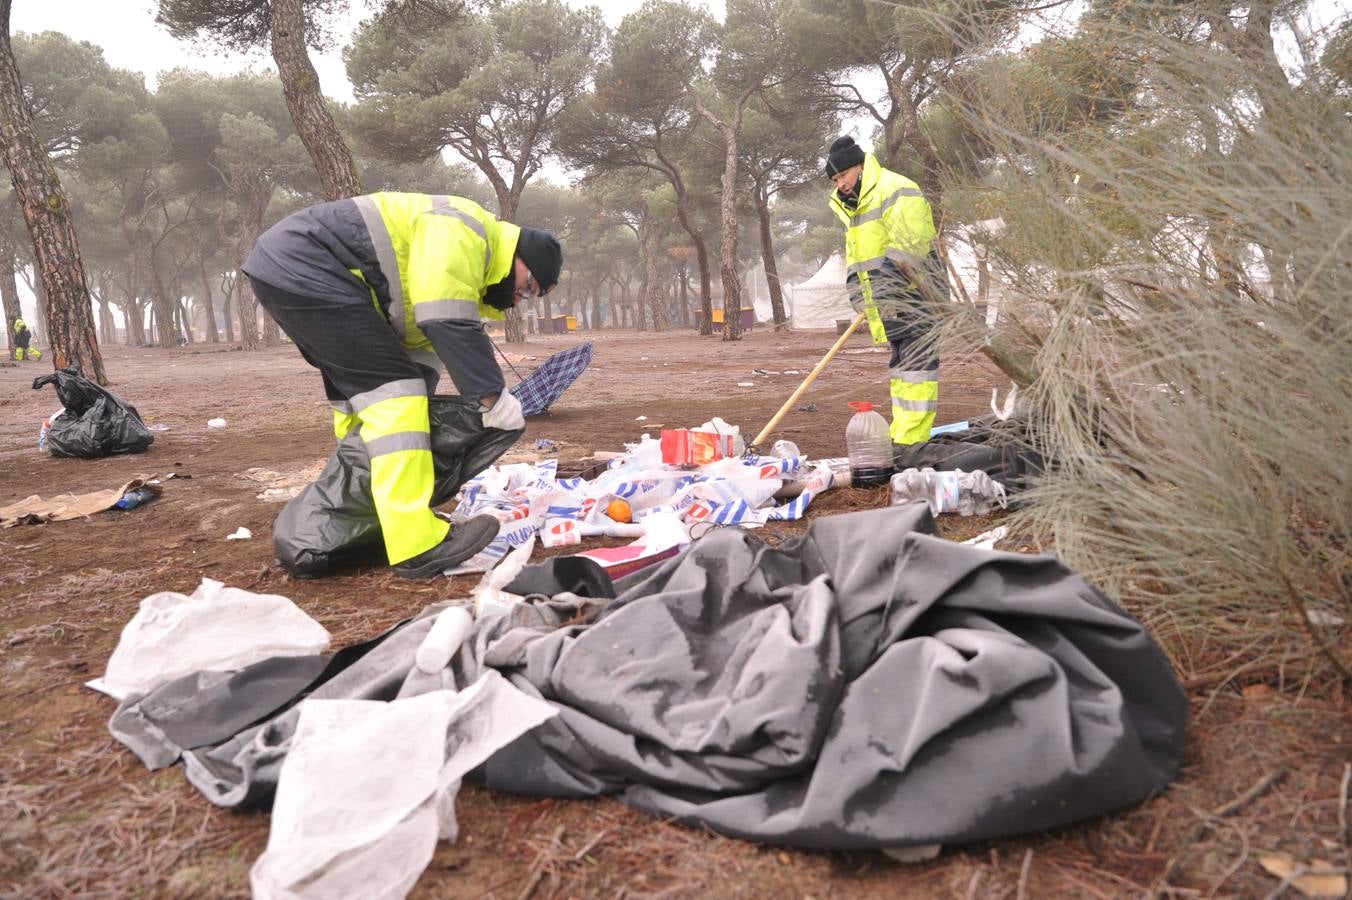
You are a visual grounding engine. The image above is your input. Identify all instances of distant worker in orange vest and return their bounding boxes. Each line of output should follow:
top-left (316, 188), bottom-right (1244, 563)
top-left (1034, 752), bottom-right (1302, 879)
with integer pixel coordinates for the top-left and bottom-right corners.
top-left (825, 136), bottom-right (948, 448)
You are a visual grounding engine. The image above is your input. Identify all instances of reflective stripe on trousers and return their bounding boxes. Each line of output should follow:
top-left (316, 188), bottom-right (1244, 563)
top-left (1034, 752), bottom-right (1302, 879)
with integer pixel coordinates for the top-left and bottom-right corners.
top-left (348, 379), bottom-right (450, 563)
top-left (890, 376), bottom-right (939, 445)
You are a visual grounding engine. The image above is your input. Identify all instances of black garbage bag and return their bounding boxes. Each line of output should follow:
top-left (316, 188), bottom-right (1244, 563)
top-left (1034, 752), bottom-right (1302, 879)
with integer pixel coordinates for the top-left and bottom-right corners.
top-left (893, 412), bottom-right (1045, 493)
top-left (32, 367), bottom-right (154, 458)
top-left (274, 396), bottom-right (522, 577)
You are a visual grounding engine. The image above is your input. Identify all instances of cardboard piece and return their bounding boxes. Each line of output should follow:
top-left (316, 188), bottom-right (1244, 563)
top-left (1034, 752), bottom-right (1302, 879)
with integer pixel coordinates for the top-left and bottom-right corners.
top-left (659, 429), bottom-right (734, 466)
top-left (0, 476), bottom-right (159, 528)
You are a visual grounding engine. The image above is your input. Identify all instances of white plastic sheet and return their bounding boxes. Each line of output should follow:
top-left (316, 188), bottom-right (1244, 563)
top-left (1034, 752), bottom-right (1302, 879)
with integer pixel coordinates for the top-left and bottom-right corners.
top-left (250, 671), bottom-right (558, 900)
top-left (89, 578), bottom-right (330, 701)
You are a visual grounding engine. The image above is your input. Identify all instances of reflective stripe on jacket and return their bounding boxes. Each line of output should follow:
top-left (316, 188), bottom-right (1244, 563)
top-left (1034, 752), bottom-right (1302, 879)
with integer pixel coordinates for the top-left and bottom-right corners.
top-left (243, 192), bottom-right (517, 354)
top-left (828, 153), bottom-right (937, 343)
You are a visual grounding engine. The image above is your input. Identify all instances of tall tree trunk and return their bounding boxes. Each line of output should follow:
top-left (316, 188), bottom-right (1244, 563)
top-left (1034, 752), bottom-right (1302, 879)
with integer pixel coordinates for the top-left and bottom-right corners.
top-left (125, 293), bottom-right (145, 346)
top-left (219, 271), bottom-right (236, 343)
top-left (0, 251), bottom-right (19, 352)
top-left (263, 307), bottom-right (280, 346)
top-left (671, 195), bottom-right (713, 336)
top-left (96, 272), bottom-right (116, 343)
top-left (271, 0), bottom-right (359, 202)
top-left (694, 97), bottom-right (747, 343)
top-left (235, 269), bottom-right (261, 350)
top-left (140, 236), bottom-right (180, 348)
top-left (176, 298), bottom-right (193, 344)
top-left (33, 275), bottom-right (47, 341)
top-left (755, 190), bottom-right (788, 330)
top-left (641, 223), bottom-right (668, 332)
top-left (0, 2), bottom-right (103, 379)
top-left (198, 258), bottom-right (219, 343)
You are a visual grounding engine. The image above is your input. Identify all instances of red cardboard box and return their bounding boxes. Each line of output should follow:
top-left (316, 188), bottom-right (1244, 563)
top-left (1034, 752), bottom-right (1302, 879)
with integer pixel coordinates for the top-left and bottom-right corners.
top-left (660, 429), bottom-right (734, 466)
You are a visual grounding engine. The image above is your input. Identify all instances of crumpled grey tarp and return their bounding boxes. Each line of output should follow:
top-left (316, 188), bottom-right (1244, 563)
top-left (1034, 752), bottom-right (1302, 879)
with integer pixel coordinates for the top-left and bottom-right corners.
top-left (273, 396), bottom-right (522, 577)
top-left (110, 503), bottom-right (1187, 850)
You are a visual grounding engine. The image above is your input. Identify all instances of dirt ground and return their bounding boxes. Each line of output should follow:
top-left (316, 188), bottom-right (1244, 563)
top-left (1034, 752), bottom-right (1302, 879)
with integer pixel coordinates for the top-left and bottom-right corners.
top-left (0, 328), bottom-right (1347, 899)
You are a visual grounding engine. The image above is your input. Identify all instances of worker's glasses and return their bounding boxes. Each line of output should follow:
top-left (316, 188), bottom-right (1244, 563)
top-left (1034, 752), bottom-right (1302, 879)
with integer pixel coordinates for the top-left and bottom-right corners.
top-left (515, 272), bottom-right (541, 300)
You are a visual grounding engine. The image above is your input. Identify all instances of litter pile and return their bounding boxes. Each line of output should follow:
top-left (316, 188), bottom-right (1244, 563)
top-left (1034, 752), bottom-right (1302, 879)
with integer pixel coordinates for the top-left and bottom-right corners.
top-left (94, 503), bottom-right (1188, 898)
top-left (444, 419), bottom-right (837, 577)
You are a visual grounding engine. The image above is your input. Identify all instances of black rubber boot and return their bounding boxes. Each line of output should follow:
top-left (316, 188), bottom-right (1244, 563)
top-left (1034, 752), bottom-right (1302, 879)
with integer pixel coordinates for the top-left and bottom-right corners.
top-left (393, 514), bottom-right (501, 579)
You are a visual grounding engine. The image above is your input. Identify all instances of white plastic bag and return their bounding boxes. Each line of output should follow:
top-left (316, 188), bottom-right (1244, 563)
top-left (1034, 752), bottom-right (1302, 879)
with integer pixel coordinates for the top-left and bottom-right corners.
top-left (91, 578), bottom-right (330, 701)
top-left (250, 672), bottom-right (558, 900)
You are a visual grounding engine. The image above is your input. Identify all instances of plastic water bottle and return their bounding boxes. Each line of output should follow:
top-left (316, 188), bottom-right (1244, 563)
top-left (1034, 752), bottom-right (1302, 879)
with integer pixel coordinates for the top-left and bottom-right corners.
top-left (414, 606), bottom-right (474, 674)
top-left (890, 467), bottom-right (1009, 516)
top-left (845, 401), bottom-right (893, 486)
top-left (114, 486), bottom-right (157, 510)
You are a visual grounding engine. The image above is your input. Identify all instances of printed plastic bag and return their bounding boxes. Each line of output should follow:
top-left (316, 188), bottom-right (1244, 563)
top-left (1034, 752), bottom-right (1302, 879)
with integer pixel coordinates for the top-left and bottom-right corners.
top-left (32, 367), bottom-right (153, 458)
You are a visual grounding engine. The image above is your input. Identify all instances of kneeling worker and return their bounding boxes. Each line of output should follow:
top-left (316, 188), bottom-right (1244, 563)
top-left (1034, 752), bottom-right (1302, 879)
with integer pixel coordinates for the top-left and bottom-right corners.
top-left (243, 192), bottom-right (561, 578)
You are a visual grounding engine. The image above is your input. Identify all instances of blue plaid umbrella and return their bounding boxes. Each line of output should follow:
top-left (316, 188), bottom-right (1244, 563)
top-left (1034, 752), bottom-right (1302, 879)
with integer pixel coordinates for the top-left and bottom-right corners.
top-left (509, 341), bottom-right (594, 417)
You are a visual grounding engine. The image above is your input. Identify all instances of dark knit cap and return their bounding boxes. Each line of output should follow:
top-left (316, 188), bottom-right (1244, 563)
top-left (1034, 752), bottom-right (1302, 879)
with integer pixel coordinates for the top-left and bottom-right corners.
top-left (824, 135), bottom-right (866, 177)
top-left (515, 227), bottom-right (562, 294)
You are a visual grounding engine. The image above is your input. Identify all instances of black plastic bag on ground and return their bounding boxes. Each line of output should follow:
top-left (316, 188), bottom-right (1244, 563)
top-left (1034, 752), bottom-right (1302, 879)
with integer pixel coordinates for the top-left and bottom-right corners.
top-left (32, 367), bottom-right (154, 458)
top-left (893, 413), bottom-right (1045, 493)
top-left (274, 396), bottom-right (522, 577)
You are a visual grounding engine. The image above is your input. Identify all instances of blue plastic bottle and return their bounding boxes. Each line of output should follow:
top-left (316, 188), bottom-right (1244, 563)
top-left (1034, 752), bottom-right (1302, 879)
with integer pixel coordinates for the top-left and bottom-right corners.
top-left (114, 486), bottom-right (156, 510)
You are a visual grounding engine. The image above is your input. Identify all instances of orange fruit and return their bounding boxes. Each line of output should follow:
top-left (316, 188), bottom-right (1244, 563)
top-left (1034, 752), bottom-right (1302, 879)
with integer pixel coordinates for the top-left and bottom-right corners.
top-left (605, 498), bottom-right (633, 523)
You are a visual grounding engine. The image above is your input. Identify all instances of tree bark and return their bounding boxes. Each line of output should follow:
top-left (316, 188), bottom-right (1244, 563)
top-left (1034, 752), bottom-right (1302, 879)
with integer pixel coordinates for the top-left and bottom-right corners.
top-left (95, 271), bottom-right (116, 343)
top-left (175, 297), bottom-right (193, 344)
top-left (754, 189), bottom-right (787, 330)
top-left (137, 230), bottom-right (181, 348)
top-left (640, 223), bottom-right (668, 332)
top-left (271, 0), bottom-right (359, 202)
top-left (262, 307), bottom-right (280, 346)
top-left (693, 95), bottom-right (747, 342)
top-left (677, 261), bottom-right (690, 327)
top-left (198, 257), bottom-right (219, 343)
top-left (0, 1), bottom-right (103, 379)
top-left (219, 271), bottom-right (236, 344)
top-left (0, 250), bottom-right (19, 352)
top-left (235, 269), bottom-right (261, 350)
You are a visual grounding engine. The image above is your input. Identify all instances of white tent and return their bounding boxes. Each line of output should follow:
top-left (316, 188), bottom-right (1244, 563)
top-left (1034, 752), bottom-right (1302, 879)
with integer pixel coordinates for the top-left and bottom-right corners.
top-left (784, 254), bottom-right (853, 329)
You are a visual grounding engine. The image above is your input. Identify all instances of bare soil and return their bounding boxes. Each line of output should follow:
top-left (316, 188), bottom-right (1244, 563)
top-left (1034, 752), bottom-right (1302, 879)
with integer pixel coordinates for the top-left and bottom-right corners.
top-left (0, 328), bottom-right (1347, 899)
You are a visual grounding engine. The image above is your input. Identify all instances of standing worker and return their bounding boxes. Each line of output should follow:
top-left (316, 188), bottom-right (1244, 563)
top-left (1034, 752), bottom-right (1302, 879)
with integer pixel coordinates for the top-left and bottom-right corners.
top-left (825, 136), bottom-right (948, 448)
top-left (11, 316), bottom-right (31, 361)
top-left (243, 192), bottom-right (562, 578)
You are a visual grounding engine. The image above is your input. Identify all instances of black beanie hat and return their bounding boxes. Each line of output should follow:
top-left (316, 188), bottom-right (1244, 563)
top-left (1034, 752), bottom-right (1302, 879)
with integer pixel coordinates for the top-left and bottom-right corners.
top-left (515, 227), bottom-right (562, 294)
top-left (824, 135), bottom-right (866, 177)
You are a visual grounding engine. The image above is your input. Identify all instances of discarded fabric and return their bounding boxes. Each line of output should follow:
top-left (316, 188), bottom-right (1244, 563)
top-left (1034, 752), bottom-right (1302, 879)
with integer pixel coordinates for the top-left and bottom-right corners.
top-left (103, 504), bottom-right (1188, 853)
top-left (510, 342), bottom-right (593, 417)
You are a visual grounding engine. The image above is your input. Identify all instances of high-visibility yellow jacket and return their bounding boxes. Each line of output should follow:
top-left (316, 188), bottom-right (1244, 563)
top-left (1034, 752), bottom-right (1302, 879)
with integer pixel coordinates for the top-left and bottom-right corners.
top-left (828, 153), bottom-right (937, 343)
top-left (244, 192), bottom-right (516, 399)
